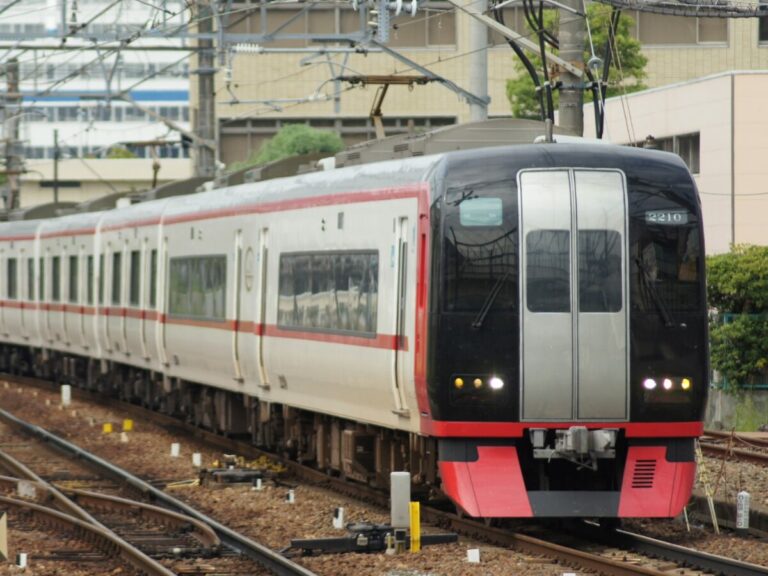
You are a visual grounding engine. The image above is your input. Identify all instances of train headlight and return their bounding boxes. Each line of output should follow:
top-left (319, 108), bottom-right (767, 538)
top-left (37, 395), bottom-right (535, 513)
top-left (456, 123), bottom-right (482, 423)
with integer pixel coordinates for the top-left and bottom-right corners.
top-left (454, 377), bottom-right (464, 389)
top-left (663, 378), bottom-right (673, 390)
top-left (473, 378), bottom-right (483, 389)
top-left (643, 378), bottom-right (657, 390)
top-left (489, 376), bottom-right (504, 390)
top-left (681, 378), bottom-right (691, 391)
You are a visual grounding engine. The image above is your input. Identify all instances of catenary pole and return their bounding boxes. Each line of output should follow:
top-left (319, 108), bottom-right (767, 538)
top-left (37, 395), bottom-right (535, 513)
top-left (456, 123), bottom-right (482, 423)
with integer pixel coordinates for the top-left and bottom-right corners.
top-left (557, 0), bottom-right (585, 135)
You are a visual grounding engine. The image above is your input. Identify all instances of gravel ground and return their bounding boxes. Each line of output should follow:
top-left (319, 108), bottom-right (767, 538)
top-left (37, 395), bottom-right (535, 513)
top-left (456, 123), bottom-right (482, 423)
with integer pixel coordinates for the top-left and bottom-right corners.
top-left (2, 382), bottom-right (768, 574)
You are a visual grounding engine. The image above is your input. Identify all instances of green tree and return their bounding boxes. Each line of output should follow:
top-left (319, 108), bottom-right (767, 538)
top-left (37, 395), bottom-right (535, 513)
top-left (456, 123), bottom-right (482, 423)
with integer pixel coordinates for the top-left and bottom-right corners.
top-left (106, 146), bottom-right (137, 159)
top-left (505, 5), bottom-right (647, 119)
top-left (708, 245), bottom-right (768, 387)
top-left (228, 124), bottom-right (344, 172)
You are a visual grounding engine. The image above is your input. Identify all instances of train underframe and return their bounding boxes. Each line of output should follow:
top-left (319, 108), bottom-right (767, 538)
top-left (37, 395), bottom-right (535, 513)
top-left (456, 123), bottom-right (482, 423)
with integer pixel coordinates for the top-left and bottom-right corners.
top-left (0, 344), bottom-right (696, 519)
top-left (0, 344), bottom-right (438, 495)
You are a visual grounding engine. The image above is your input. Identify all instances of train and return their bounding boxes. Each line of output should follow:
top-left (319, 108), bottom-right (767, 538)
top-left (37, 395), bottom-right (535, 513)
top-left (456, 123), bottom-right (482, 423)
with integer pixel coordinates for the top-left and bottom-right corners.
top-left (0, 126), bottom-right (707, 519)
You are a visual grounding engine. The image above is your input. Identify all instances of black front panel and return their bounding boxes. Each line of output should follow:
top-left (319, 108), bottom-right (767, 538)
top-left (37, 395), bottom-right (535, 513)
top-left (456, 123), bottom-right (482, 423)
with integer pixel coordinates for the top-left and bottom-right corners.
top-left (426, 145), bottom-right (708, 424)
top-left (428, 179), bottom-right (519, 422)
top-left (627, 170), bottom-right (707, 422)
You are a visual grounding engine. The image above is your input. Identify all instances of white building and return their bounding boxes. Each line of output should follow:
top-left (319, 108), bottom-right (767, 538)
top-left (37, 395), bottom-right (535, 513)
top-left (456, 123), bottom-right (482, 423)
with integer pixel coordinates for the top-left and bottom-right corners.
top-left (1, 0), bottom-right (192, 191)
top-left (584, 71), bottom-right (768, 255)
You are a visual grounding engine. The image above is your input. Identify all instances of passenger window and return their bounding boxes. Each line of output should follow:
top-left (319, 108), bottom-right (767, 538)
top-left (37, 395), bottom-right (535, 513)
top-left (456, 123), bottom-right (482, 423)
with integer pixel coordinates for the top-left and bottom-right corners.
top-left (99, 255), bottom-right (105, 304)
top-left (112, 252), bottom-right (122, 305)
top-left (149, 249), bottom-right (158, 308)
top-left (7, 258), bottom-right (17, 300)
top-left (526, 230), bottom-right (570, 313)
top-left (87, 255), bottom-right (94, 305)
top-left (52, 256), bottom-right (61, 302)
top-left (129, 250), bottom-right (140, 306)
top-left (278, 251), bottom-right (379, 334)
top-left (27, 258), bottom-right (34, 300)
top-left (69, 255), bottom-right (79, 303)
top-left (579, 230), bottom-right (622, 313)
top-left (39, 259), bottom-right (45, 301)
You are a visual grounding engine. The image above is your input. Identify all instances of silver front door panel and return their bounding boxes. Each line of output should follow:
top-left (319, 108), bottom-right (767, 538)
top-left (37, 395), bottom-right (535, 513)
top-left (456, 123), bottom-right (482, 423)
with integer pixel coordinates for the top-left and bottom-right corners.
top-left (575, 171), bottom-right (628, 420)
top-left (520, 169), bottom-right (629, 422)
top-left (521, 171), bottom-right (573, 420)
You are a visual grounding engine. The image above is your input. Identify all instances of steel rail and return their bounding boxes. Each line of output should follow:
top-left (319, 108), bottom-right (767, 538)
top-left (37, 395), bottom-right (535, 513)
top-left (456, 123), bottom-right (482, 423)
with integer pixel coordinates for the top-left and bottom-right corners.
top-left (0, 407), bottom-right (318, 576)
top-left (64, 488), bottom-right (221, 549)
top-left (600, 526), bottom-right (768, 576)
top-left (703, 429), bottom-right (768, 448)
top-left (0, 494), bottom-right (176, 575)
top-left (699, 442), bottom-right (768, 466)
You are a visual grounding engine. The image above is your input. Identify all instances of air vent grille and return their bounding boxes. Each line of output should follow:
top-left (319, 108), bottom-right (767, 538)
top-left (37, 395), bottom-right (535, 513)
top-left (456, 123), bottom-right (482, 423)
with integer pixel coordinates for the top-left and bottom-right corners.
top-left (631, 459), bottom-right (656, 488)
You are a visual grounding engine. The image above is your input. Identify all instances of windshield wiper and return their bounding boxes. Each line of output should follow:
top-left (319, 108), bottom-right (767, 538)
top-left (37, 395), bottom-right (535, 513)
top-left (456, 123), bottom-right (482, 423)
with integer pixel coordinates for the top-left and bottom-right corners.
top-left (472, 272), bottom-right (510, 329)
top-left (634, 257), bottom-right (681, 328)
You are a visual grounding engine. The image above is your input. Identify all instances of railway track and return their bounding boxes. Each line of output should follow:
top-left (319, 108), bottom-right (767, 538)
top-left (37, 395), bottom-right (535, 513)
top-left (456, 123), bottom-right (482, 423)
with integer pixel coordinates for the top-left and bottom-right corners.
top-left (0, 406), bottom-right (316, 576)
top-left (3, 376), bottom-right (768, 576)
top-left (700, 429), bottom-right (768, 466)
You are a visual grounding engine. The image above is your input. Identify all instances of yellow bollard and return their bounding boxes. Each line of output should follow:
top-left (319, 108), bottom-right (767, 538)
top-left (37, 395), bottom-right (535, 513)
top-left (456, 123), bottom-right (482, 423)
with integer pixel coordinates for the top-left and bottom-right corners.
top-left (122, 419), bottom-right (133, 432)
top-left (102, 423), bottom-right (113, 434)
top-left (409, 501), bottom-right (420, 553)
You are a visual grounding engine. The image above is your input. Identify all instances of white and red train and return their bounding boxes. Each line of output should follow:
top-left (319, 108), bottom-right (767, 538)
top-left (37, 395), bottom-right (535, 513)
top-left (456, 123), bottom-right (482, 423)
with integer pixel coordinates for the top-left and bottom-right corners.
top-left (0, 141), bottom-right (707, 518)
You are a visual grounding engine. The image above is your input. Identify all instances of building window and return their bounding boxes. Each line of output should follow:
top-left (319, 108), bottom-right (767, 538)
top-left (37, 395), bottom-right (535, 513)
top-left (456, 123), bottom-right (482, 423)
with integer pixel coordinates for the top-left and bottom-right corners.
top-left (639, 133), bottom-right (700, 174)
top-left (278, 251), bottom-right (379, 334)
top-left (760, 1), bottom-right (768, 43)
top-left (169, 256), bottom-right (227, 320)
top-left (129, 250), bottom-right (141, 306)
top-left (7, 258), bottom-right (17, 300)
top-left (69, 255), bottom-right (79, 303)
top-left (634, 13), bottom-right (727, 45)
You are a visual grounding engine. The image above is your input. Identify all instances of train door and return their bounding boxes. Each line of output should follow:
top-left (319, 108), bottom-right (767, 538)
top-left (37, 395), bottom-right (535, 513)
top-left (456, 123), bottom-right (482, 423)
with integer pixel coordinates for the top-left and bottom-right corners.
top-left (255, 227), bottom-right (269, 389)
top-left (391, 217), bottom-right (410, 416)
top-left (520, 169), bottom-right (628, 421)
top-left (232, 229), bottom-right (244, 382)
top-left (100, 247), bottom-right (111, 352)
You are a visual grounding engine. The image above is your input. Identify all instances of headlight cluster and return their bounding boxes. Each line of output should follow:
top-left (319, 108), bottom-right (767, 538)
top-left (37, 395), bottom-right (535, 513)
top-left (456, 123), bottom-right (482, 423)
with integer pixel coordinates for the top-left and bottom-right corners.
top-left (453, 375), bottom-right (505, 390)
top-left (450, 374), bottom-right (508, 407)
top-left (642, 377), bottom-right (692, 391)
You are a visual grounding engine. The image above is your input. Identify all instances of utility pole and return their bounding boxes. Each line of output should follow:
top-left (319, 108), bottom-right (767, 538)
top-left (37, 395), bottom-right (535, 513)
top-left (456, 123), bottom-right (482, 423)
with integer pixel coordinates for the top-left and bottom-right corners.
top-left (5, 57), bottom-right (22, 209)
top-left (195, 1), bottom-right (216, 178)
top-left (467, 0), bottom-right (489, 122)
top-left (53, 129), bottom-right (59, 204)
top-left (557, 0), bottom-right (586, 136)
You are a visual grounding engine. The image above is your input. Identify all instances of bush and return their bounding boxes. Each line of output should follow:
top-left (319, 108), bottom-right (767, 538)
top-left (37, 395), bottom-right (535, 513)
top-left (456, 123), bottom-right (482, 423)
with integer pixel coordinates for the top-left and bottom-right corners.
top-left (228, 124), bottom-right (343, 172)
top-left (708, 245), bottom-right (768, 387)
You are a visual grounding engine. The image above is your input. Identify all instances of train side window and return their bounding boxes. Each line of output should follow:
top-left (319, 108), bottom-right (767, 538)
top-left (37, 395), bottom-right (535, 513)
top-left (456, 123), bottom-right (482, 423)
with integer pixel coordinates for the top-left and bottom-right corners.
top-left (579, 230), bottom-right (622, 313)
top-left (129, 250), bottom-right (140, 306)
top-left (112, 252), bottom-right (122, 305)
top-left (87, 255), bottom-right (94, 305)
top-left (7, 258), bottom-right (17, 300)
top-left (278, 251), bottom-right (378, 334)
top-left (168, 255), bottom-right (227, 320)
top-left (526, 230), bottom-right (570, 313)
top-left (149, 249), bottom-right (158, 308)
top-left (39, 258), bottom-right (45, 301)
top-left (52, 256), bottom-right (61, 302)
top-left (27, 258), bottom-right (34, 300)
top-left (99, 254), bottom-right (105, 304)
top-left (68, 255), bottom-right (79, 303)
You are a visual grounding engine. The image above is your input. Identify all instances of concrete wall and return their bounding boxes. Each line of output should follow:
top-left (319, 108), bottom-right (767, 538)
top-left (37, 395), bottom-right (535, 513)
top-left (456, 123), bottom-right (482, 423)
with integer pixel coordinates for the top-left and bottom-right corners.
top-left (706, 389), bottom-right (768, 431)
